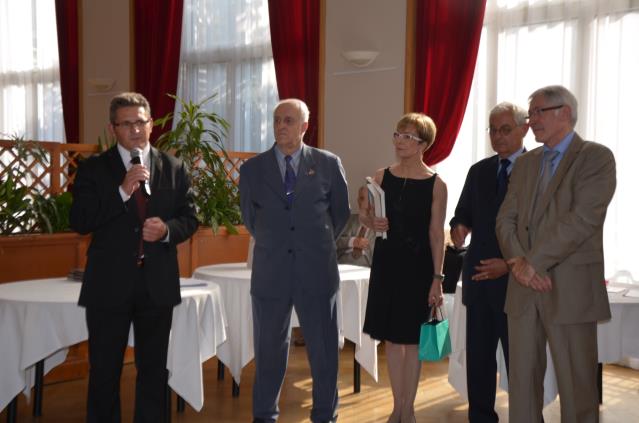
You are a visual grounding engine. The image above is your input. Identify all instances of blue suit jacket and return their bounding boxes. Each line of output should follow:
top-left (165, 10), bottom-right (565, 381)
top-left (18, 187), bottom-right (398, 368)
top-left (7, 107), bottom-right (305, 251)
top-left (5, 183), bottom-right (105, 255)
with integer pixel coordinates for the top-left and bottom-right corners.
top-left (239, 144), bottom-right (350, 298)
top-left (450, 154), bottom-right (508, 311)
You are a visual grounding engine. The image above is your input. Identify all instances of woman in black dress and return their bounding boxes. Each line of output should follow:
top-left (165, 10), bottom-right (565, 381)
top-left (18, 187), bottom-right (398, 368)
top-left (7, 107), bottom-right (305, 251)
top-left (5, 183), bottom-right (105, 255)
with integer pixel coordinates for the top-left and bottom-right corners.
top-left (360, 113), bottom-right (447, 423)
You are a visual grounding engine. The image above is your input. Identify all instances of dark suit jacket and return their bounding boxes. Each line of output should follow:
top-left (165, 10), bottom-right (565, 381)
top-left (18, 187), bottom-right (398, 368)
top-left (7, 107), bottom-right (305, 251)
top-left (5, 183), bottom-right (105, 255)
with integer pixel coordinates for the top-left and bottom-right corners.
top-left (70, 146), bottom-right (198, 308)
top-left (239, 144), bottom-right (350, 298)
top-left (450, 154), bottom-right (507, 311)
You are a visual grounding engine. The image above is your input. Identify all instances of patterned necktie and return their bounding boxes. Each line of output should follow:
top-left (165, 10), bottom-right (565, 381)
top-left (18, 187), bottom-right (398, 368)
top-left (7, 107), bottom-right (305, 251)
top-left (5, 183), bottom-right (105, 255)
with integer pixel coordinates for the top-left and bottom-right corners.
top-left (496, 158), bottom-right (511, 204)
top-left (532, 150), bottom-right (559, 217)
top-left (538, 150), bottom-right (559, 196)
top-left (284, 155), bottom-right (297, 205)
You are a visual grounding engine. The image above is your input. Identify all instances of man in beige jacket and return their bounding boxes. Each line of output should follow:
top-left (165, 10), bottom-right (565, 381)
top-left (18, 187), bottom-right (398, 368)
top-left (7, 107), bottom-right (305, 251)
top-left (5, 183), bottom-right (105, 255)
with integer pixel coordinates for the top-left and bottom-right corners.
top-left (496, 85), bottom-right (616, 423)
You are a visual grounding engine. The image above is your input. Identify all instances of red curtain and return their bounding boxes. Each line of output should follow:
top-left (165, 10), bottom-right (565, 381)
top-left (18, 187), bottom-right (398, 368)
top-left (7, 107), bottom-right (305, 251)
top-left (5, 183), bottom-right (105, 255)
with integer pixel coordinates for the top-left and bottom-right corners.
top-left (414, 0), bottom-right (486, 165)
top-left (134, 0), bottom-right (184, 144)
top-left (55, 0), bottom-right (79, 143)
top-left (268, 0), bottom-right (320, 147)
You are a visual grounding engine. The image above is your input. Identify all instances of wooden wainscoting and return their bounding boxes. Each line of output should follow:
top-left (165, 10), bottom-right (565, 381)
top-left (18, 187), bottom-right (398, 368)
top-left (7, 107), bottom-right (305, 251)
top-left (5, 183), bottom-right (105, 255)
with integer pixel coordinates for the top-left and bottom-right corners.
top-left (0, 232), bottom-right (90, 283)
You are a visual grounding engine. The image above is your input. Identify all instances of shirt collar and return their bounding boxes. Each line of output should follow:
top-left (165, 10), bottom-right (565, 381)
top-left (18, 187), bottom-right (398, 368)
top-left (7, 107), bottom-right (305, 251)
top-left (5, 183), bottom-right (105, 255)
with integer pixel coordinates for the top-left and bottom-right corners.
top-left (498, 147), bottom-right (525, 173)
top-left (274, 143), bottom-right (303, 173)
top-left (544, 131), bottom-right (575, 155)
top-left (506, 147), bottom-right (525, 164)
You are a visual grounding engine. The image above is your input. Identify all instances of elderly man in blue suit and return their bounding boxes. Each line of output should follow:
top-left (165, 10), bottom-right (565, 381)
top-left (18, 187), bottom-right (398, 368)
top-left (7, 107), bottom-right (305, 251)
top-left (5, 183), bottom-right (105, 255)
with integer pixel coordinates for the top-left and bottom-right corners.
top-left (239, 98), bottom-right (350, 423)
top-left (450, 102), bottom-right (528, 422)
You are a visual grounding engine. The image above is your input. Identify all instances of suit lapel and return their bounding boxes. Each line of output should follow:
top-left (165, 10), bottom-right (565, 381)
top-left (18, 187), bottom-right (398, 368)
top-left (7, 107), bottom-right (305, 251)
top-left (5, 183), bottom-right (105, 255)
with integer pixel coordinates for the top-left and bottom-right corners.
top-left (105, 146), bottom-right (137, 217)
top-left (482, 155), bottom-right (500, 206)
top-left (294, 144), bottom-right (317, 200)
top-left (525, 148), bottom-right (545, 225)
top-left (105, 146), bottom-right (127, 182)
top-left (534, 135), bottom-right (583, 217)
top-left (262, 145), bottom-right (288, 203)
top-left (147, 147), bottom-right (164, 216)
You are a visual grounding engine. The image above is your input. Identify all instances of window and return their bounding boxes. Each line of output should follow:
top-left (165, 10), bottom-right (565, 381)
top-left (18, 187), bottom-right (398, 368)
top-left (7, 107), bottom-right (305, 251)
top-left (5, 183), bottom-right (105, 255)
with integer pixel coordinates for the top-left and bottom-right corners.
top-left (442, 0), bottom-right (639, 276)
top-left (0, 0), bottom-right (64, 141)
top-left (176, 0), bottom-right (279, 152)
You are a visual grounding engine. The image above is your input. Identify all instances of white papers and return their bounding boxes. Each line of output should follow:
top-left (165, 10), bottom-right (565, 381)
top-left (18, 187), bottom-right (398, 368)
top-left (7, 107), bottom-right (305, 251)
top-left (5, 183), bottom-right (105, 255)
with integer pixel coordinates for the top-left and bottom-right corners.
top-left (365, 177), bottom-right (387, 239)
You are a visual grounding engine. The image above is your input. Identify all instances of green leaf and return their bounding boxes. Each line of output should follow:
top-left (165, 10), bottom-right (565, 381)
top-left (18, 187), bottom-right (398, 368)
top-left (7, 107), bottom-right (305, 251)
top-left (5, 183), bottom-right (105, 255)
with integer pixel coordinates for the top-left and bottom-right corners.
top-left (154, 92), bottom-right (241, 234)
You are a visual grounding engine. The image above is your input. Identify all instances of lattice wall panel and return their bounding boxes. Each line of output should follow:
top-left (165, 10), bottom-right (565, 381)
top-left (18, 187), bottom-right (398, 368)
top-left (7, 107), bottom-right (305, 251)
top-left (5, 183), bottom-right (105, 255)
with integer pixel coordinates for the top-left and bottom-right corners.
top-left (1, 140), bottom-right (255, 197)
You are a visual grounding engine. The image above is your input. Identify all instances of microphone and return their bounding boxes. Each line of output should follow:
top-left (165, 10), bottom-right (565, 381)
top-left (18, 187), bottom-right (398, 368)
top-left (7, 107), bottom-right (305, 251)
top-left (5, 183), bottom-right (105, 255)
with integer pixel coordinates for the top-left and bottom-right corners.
top-left (130, 148), bottom-right (150, 197)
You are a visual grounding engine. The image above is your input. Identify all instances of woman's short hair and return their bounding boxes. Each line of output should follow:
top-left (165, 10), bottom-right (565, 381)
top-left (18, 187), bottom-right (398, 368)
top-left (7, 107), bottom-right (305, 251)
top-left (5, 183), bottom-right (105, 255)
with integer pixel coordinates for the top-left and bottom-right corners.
top-left (396, 113), bottom-right (437, 150)
top-left (109, 92), bottom-right (151, 124)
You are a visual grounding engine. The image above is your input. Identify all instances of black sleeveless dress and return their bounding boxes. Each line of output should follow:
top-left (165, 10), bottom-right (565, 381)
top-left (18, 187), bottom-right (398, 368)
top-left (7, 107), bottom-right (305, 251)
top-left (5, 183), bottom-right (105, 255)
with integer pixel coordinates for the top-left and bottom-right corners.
top-left (363, 168), bottom-right (435, 344)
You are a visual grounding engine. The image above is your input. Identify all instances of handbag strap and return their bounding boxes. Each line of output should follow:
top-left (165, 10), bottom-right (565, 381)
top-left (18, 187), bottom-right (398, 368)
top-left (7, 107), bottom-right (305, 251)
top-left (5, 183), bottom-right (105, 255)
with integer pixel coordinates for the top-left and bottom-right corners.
top-left (428, 304), bottom-right (446, 322)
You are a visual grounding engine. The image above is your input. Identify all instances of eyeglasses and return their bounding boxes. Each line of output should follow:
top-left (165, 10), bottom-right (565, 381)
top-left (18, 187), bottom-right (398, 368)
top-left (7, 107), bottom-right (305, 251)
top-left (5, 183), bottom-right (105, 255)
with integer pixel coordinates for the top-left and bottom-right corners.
top-left (393, 132), bottom-right (423, 142)
top-left (487, 125), bottom-right (515, 137)
top-left (527, 105), bottom-right (563, 119)
top-left (113, 119), bottom-right (150, 130)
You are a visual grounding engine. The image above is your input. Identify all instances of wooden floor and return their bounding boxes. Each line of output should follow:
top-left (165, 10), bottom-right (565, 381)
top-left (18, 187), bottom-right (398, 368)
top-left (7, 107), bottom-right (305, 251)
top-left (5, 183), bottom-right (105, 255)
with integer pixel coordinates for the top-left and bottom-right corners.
top-left (3, 342), bottom-right (639, 422)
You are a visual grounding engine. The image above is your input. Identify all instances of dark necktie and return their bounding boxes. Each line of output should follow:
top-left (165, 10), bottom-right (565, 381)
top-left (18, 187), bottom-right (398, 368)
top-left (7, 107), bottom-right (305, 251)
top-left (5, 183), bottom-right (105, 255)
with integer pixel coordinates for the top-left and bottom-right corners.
top-left (131, 162), bottom-right (148, 260)
top-left (284, 155), bottom-right (297, 205)
top-left (496, 158), bottom-right (511, 204)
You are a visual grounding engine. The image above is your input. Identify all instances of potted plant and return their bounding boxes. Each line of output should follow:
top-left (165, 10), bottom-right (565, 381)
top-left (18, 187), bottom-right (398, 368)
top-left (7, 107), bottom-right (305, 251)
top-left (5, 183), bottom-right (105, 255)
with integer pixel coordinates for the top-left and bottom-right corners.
top-left (0, 135), bottom-right (71, 235)
top-left (1, 135), bottom-right (89, 285)
top-left (155, 94), bottom-right (241, 234)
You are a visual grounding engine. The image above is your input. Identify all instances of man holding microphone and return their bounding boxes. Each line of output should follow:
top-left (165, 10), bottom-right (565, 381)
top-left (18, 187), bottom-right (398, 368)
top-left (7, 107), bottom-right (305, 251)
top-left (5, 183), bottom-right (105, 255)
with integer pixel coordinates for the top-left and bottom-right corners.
top-left (70, 92), bottom-right (198, 422)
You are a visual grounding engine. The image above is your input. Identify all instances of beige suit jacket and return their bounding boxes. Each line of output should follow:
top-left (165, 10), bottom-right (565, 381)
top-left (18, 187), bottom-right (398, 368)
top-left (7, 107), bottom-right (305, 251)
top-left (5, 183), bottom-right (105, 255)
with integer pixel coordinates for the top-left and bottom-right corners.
top-left (496, 134), bottom-right (616, 324)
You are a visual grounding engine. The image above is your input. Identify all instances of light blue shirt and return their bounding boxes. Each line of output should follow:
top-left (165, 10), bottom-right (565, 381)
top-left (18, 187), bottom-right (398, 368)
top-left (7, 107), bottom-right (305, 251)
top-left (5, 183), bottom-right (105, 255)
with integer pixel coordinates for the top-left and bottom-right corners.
top-left (274, 143), bottom-right (303, 181)
top-left (498, 147), bottom-right (526, 176)
top-left (542, 131), bottom-right (575, 176)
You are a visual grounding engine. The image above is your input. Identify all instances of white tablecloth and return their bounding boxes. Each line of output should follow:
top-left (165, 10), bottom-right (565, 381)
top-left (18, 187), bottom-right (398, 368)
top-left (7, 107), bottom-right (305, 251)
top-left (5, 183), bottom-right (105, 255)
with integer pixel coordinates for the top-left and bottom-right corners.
top-left (191, 263), bottom-right (379, 384)
top-left (447, 281), bottom-right (639, 406)
top-left (0, 277), bottom-right (227, 412)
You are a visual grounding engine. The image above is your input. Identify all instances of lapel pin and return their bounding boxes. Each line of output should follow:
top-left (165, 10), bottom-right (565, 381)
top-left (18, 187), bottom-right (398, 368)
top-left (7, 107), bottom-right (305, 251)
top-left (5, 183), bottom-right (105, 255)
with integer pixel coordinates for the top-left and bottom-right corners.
top-left (307, 168), bottom-right (315, 176)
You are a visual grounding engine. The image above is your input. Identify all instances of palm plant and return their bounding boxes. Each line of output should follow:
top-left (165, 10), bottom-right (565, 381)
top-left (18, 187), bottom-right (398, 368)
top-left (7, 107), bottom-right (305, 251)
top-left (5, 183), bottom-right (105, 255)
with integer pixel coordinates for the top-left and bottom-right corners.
top-left (155, 94), bottom-right (241, 233)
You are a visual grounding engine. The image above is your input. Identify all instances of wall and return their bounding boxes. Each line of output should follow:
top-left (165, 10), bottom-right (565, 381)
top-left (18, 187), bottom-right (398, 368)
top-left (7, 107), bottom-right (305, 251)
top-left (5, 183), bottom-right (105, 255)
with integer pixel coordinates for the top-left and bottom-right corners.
top-left (324, 0), bottom-right (407, 211)
top-left (76, 0), bottom-right (408, 206)
top-left (80, 0), bottom-right (132, 144)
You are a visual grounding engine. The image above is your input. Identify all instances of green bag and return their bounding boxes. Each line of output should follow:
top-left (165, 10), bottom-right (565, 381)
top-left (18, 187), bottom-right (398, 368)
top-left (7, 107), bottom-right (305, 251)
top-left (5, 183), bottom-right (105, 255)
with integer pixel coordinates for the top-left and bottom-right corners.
top-left (418, 306), bottom-right (452, 361)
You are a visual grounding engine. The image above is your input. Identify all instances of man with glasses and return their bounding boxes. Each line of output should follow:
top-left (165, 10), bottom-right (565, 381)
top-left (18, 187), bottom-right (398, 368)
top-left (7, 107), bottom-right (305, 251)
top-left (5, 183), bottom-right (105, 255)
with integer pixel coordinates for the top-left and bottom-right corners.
top-left (450, 102), bottom-right (528, 422)
top-left (496, 85), bottom-right (616, 423)
top-left (70, 92), bottom-right (198, 422)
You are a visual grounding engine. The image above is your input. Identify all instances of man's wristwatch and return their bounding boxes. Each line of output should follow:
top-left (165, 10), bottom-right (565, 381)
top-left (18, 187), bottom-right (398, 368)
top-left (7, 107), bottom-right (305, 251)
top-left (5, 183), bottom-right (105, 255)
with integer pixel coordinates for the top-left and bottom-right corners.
top-left (433, 273), bottom-right (445, 280)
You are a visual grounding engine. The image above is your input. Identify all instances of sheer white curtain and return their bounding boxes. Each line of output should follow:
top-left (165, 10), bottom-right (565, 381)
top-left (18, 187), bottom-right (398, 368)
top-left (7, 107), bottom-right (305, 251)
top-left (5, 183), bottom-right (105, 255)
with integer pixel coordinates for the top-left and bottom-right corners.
top-left (176, 0), bottom-right (279, 152)
top-left (0, 0), bottom-right (64, 141)
top-left (439, 0), bottom-right (639, 277)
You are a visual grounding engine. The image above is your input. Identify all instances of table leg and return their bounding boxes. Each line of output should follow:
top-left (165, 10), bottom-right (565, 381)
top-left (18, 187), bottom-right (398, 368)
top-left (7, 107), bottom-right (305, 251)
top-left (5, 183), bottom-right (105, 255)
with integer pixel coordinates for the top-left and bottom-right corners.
top-left (33, 359), bottom-right (44, 416)
top-left (598, 362), bottom-right (603, 404)
top-left (217, 360), bottom-right (225, 380)
top-left (353, 356), bottom-right (361, 394)
top-left (232, 380), bottom-right (240, 397)
top-left (177, 395), bottom-right (185, 412)
top-left (6, 396), bottom-right (18, 423)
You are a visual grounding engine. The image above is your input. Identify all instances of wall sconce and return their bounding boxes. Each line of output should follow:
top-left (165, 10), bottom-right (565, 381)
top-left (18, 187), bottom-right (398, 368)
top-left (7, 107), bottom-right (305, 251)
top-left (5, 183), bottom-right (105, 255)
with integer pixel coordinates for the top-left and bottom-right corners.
top-left (88, 77), bottom-right (115, 92)
top-left (341, 50), bottom-right (379, 68)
